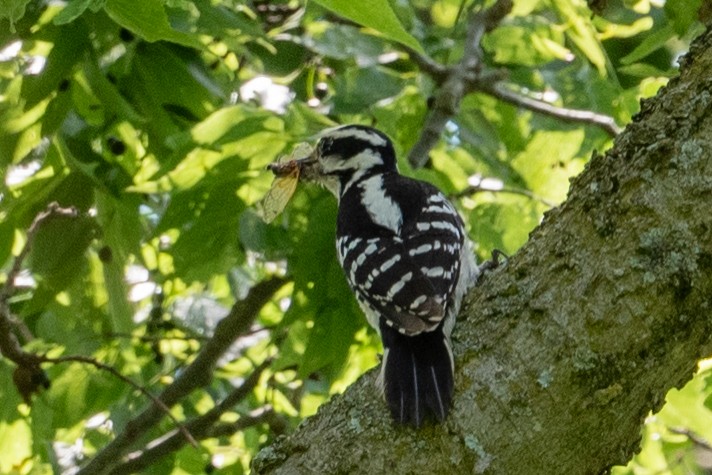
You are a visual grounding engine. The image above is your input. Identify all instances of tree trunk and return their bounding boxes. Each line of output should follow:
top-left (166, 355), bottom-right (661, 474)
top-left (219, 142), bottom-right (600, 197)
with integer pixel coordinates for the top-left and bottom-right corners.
top-left (252, 26), bottom-right (712, 475)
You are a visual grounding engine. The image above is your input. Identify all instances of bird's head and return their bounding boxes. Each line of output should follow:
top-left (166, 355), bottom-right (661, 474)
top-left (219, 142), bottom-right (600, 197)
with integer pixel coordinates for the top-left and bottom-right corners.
top-left (297, 124), bottom-right (397, 197)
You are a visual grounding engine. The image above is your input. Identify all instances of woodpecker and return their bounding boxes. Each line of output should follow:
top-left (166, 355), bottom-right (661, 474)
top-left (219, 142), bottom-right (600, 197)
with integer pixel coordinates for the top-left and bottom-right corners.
top-left (296, 124), bottom-right (478, 427)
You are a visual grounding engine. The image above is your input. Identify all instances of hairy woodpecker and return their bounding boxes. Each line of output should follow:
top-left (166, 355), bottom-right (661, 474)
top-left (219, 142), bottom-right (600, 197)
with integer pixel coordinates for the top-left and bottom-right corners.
top-left (296, 124), bottom-right (479, 427)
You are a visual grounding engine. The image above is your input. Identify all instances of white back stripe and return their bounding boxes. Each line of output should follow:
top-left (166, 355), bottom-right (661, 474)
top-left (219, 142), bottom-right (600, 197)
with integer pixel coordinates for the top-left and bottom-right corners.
top-left (360, 175), bottom-right (403, 233)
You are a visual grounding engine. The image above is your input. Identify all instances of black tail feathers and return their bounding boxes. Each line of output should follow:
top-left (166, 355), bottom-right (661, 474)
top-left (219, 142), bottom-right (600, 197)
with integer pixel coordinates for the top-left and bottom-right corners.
top-left (379, 321), bottom-right (454, 427)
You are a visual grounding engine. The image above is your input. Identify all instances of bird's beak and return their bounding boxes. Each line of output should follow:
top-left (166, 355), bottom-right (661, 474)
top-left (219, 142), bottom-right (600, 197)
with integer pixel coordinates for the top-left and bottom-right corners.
top-left (293, 149), bottom-right (319, 177)
top-left (294, 156), bottom-right (316, 169)
top-left (295, 146), bottom-right (318, 167)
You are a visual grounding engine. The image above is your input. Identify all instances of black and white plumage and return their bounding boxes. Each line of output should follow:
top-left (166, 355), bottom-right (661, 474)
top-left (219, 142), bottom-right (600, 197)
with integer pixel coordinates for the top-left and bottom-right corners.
top-left (299, 124), bottom-right (478, 427)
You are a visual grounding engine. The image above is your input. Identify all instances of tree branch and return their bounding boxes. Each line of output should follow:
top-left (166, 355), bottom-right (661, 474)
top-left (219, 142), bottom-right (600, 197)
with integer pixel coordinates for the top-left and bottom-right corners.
top-left (406, 0), bottom-right (621, 166)
top-left (252, 26), bottom-right (712, 475)
top-left (407, 0), bottom-right (513, 168)
top-left (669, 427), bottom-right (712, 451)
top-left (479, 83), bottom-right (622, 137)
top-left (78, 276), bottom-right (287, 475)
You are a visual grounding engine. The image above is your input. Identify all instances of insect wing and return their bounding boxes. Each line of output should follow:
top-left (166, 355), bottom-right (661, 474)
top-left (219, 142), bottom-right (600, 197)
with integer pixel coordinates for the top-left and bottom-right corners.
top-left (261, 165), bottom-right (300, 223)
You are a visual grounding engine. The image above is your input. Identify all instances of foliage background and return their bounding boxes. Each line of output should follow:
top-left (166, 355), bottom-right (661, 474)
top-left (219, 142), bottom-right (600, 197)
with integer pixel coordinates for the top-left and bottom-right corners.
top-left (0, 0), bottom-right (709, 473)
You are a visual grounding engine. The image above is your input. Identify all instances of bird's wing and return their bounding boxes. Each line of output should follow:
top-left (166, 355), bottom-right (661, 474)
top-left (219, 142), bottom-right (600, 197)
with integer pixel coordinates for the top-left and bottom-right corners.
top-left (337, 192), bottom-right (464, 335)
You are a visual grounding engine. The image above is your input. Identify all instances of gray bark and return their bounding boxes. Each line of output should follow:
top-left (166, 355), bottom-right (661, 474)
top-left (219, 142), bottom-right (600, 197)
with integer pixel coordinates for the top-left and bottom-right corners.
top-left (252, 26), bottom-right (712, 475)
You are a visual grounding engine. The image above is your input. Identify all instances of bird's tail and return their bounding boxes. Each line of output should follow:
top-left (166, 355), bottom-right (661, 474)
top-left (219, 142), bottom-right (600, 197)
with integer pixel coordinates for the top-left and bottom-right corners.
top-left (378, 321), bottom-right (454, 427)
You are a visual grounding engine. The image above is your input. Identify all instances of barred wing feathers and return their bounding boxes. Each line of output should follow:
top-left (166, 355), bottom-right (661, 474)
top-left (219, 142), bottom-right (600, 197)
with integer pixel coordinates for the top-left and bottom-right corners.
top-left (336, 177), bottom-right (464, 336)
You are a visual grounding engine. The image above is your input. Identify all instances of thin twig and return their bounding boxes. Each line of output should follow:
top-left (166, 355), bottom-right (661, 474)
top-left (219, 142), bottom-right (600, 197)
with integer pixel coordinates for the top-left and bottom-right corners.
top-left (480, 83), bottom-right (622, 137)
top-left (669, 427), bottom-right (712, 451)
top-left (107, 331), bottom-right (210, 343)
top-left (108, 360), bottom-right (273, 475)
top-left (41, 354), bottom-right (198, 448)
top-left (402, 45), bottom-right (448, 82)
top-left (78, 276), bottom-right (288, 475)
top-left (454, 184), bottom-right (559, 208)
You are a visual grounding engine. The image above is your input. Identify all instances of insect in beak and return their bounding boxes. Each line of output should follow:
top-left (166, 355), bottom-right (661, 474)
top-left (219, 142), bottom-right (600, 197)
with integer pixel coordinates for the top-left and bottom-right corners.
top-left (260, 143), bottom-right (316, 223)
top-left (266, 143), bottom-right (316, 177)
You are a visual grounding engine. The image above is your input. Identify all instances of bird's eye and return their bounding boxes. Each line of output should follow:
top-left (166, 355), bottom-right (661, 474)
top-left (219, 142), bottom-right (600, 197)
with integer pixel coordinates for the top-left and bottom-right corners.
top-left (317, 137), bottom-right (333, 159)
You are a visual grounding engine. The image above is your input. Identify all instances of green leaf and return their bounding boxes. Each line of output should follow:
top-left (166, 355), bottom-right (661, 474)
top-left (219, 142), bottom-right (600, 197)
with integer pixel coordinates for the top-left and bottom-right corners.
top-left (40, 81), bottom-right (74, 137)
top-left (83, 60), bottom-right (146, 124)
top-left (307, 23), bottom-right (386, 61)
top-left (193, 0), bottom-right (266, 40)
top-left (620, 24), bottom-right (676, 65)
top-left (468, 200), bottom-right (542, 257)
top-left (160, 182), bottom-right (246, 282)
top-left (550, 0), bottom-right (608, 75)
top-left (131, 43), bottom-right (217, 123)
top-left (312, 0), bottom-right (424, 53)
top-left (20, 22), bottom-right (89, 107)
top-left (430, 0), bottom-right (464, 28)
top-left (595, 16), bottom-right (653, 41)
top-left (300, 306), bottom-right (361, 378)
top-left (94, 193), bottom-right (144, 319)
top-left (2, 144), bottom-right (69, 226)
top-left (658, 366), bottom-right (712, 442)
top-left (511, 129), bottom-right (585, 203)
top-left (0, 0), bottom-right (31, 28)
top-left (140, 115), bottom-right (285, 192)
top-left (258, 39), bottom-right (309, 76)
top-left (664, 0), bottom-right (702, 36)
top-left (239, 210), bottom-right (292, 259)
top-left (53, 0), bottom-right (101, 25)
top-left (44, 362), bottom-right (126, 427)
top-left (617, 62), bottom-right (677, 78)
top-left (28, 211), bottom-right (96, 291)
top-left (468, 95), bottom-right (529, 156)
top-left (288, 194), bottom-right (339, 291)
top-left (0, 411), bottom-right (32, 473)
top-left (0, 221), bottom-right (14, 269)
top-left (483, 17), bottom-right (572, 67)
top-left (189, 106), bottom-right (255, 146)
top-left (104, 0), bottom-right (202, 48)
top-left (333, 67), bottom-right (404, 114)
top-left (62, 135), bottom-right (134, 195)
